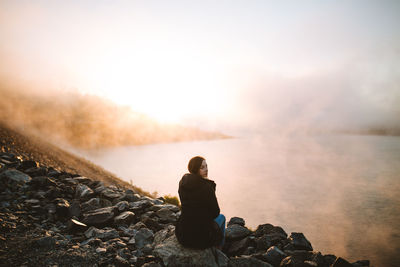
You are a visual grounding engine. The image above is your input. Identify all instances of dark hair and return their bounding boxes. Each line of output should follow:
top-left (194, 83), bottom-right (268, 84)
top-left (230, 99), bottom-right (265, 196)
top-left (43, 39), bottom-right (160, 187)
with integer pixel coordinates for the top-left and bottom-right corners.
top-left (188, 156), bottom-right (205, 174)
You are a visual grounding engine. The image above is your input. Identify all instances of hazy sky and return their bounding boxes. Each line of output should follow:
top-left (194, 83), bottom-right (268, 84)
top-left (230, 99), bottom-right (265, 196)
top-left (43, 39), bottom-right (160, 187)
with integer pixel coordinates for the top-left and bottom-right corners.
top-left (1, 0), bottom-right (399, 134)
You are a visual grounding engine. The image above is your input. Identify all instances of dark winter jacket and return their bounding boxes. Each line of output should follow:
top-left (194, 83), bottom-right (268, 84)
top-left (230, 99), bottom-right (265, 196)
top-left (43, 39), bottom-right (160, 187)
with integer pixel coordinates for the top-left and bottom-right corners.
top-left (175, 173), bottom-right (222, 249)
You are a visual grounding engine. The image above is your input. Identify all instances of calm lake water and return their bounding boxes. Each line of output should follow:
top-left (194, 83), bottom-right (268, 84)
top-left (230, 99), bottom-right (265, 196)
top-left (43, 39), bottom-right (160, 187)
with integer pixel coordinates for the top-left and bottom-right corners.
top-left (74, 134), bottom-right (400, 267)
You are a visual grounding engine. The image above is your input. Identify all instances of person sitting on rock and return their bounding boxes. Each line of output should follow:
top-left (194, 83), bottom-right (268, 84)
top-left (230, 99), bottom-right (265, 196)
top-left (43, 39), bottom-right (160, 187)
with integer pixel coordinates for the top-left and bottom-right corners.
top-left (175, 156), bottom-right (225, 249)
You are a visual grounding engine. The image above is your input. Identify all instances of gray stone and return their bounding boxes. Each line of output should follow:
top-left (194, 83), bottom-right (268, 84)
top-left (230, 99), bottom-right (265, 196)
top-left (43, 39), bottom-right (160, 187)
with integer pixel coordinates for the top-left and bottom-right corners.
top-left (129, 199), bottom-right (153, 212)
top-left (118, 225), bottom-right (138, 237)
top-left (256, 232), bottom-right (287, 250)
top-left (135, 228), bottom-right (154, 249)
top-left (81, 198), bottom-right (101, 212)
top-left (102, 187), bottom-right (123, 199)
top-left (0, 169), bottom-right (31, 183)
top-left (153, 232), bottom-right (223, 267)
top-left (84, 226), bottom-right (119, 240)
top-left (75, 184), bottom-right (94, 199)
top-left (228, 237), bottom-right (252, 256)
top-left (142, 262), bottom-right (162, 267)
top-left (280, 256), bottom-right (303, 267)
top-left (331, 257), bottom-right (353, 267)
top-left (351, 260), bottom-right (370, 267)
top-left (228, 256), bottom-right (273, 267)
top-left (82, 206), bottom-right (115, 226)
top-left (225, 224), bottom-right (251, 241)
top-left (114, 255), bottom-right (130, 267)
top-left (96, 247), bottom-right (107, 254)
top-left (115, 200), bottom-right (130, 212)
top-left (263, 246), bottom-right (286, 267)
top-left (114, 211), bottom-right (136, 225)
top-left (289, 233), bottom-right (313, 251)
top-left (156, 207), bottom-right (177, 223)
top-left (255, 224), bottom-right (287, 238)
top-left (73, 176), bottom-right (93, 184)
top-left (228, 217), bottom-right (245, 227)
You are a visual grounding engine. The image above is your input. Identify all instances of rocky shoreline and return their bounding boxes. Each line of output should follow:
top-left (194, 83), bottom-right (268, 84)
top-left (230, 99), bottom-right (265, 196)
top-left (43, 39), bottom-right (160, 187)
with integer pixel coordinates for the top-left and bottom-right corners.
top-left (0, 147), bottom-right (371, 267)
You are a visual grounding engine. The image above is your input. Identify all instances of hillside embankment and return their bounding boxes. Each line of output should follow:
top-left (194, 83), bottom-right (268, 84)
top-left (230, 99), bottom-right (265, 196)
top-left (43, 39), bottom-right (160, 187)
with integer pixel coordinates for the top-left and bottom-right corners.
top-left (0, 123), bottom-right (370, 267)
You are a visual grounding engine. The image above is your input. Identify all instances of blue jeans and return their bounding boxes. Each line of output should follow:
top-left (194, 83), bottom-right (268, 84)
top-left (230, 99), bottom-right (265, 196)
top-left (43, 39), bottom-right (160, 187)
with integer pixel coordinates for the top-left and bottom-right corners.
top-left (214, 214), bottom-right (226, 247)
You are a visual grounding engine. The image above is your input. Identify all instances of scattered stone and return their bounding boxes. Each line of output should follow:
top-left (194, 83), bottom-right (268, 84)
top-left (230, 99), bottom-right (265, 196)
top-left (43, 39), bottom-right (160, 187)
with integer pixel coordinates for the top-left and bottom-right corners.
top-left (288, 233), bottom-right (313, 251)
top-left (96, 247), bottom-right (107, 254)
top-left (114, 211), bottom-right (136, 225)
top-left (263, 246), bottom-right (286, 267)
top-left (84, 226), bottom-right (119, 241)
top-left (115, 200), bottom-right (130, 212)
top-left (82, 206), bottom-right (115, 226)
top-left (228, 255), bottom-right (273, 267)
top-left (0, 169), bottom-right (32, 184)
top-left (153, 231), bottom-right (221, 267)
top-left (225, 224), bottom-right (252, 241)
top-left (331, 257), bottom-right (353, 267)
top-left (156, 207), bottom-right (177, 223)
top-left (75, 184), bottom-right (94, 199)
top-left (228, 217), bottom-right (245, 227)
top-left (135, 228), bottom-right (154, 249)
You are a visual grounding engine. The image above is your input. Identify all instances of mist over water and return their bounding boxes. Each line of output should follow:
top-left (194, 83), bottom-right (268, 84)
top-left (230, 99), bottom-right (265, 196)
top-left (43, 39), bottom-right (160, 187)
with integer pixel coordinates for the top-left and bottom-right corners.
top-left (73, 133), bottom-right (400, 267)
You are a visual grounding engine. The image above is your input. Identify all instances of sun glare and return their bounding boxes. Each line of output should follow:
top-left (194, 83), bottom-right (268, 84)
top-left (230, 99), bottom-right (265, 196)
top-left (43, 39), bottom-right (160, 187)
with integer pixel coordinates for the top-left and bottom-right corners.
top-left (81, 41), bottom-right (230, 124)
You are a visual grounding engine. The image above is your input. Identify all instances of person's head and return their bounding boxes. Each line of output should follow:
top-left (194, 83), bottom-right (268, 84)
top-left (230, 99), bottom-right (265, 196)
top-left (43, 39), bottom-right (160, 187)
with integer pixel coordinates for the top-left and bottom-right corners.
top-left (188, 156), bottom-right (208, 178)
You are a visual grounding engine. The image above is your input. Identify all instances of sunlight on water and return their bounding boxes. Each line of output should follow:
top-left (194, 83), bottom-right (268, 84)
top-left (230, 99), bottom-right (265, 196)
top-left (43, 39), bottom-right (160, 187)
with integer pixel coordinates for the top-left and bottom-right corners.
top-left (74, 134), bottom-right (400, 267)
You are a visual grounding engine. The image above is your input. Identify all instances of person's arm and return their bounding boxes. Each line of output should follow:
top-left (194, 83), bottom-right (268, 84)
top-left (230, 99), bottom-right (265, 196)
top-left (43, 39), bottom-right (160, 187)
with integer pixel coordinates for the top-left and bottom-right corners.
top-left (206, 181), bottom-right (220, 219)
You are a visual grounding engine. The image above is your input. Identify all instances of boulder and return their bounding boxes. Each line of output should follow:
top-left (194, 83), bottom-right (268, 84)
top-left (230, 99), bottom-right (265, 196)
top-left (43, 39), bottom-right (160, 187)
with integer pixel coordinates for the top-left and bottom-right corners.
top-left (82, 206), bottom-right (115, 226)
top-left (228, 217), bottom-right (245, 227)
top-left (255, 224), bottom-right (287, 238)
top-left (225, 224), bottom-right (252, 241)
top-left (102, 187), bottom-right (123, 199)
top-left (153, 229), bottom-right (227, 267)
top-left (156, 207), bottom-right (177, 223)
top-left (129, 199), bottom-right (153, 212)
top-left (84, 226), bottom-right (119, 241)
top-left (81, 198), bottom-right (101, 212)
top-left (114, 211), bottom-right (136, 225)
top-left (288, 233), bottom-right (313, 251)
top-left (75, 184), bottom-right (94, 199)
top-left (0, 169), bottom-right (32, 184)
top-left (228, 256), bottom-right (273, 267)
top-left (227, 236), bottom-right (252, 256)
top-left (135, 228), bottom-right (154, 249)
top-left (256, 232), bottom-right (287, 250)
top-left (331, 257), bottom-right (353, 267)
top-left (263, 246), bottom-right (287, 267)
top-left (351, 260), bottom-right (370, 267)
top-left (115, 201), bottom-right (130, 212)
